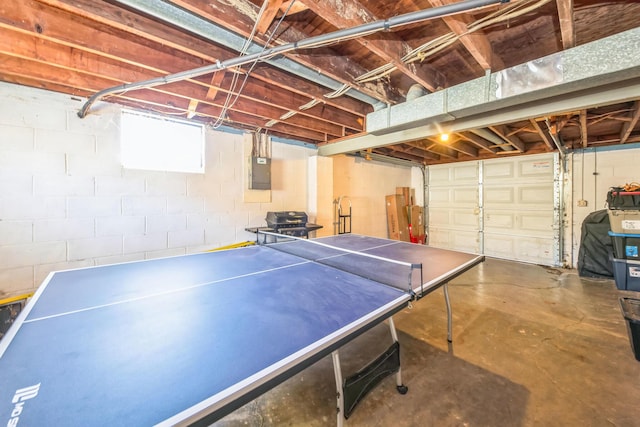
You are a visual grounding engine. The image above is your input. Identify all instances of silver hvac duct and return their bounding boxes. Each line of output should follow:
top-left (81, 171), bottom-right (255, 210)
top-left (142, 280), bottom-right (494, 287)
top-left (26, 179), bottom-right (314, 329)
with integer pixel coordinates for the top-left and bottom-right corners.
top-left (78, 0), bottom-right (508, 118)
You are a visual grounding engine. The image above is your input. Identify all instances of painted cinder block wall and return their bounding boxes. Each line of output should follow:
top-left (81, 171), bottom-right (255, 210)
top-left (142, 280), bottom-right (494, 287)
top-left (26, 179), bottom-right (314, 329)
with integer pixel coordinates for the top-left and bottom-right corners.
top-left (0, 83), bottom-right (316, 298)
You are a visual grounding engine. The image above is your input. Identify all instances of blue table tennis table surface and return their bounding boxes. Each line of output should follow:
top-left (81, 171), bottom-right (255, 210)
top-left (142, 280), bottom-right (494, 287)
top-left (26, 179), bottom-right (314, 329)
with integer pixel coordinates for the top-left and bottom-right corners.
top-left (0, 234), bottom-right (482, 426)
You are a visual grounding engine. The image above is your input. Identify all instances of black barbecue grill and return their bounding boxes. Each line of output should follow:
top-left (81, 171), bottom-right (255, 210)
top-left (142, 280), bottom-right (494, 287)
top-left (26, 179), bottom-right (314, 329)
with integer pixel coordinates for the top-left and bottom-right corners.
top-left (246, 211), bottom-right (322, 238)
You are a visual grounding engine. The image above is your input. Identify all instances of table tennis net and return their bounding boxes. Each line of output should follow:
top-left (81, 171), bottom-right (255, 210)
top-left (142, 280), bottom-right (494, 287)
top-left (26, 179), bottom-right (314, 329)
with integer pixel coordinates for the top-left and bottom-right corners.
top-left (258, 232), bottom-right (422, 295)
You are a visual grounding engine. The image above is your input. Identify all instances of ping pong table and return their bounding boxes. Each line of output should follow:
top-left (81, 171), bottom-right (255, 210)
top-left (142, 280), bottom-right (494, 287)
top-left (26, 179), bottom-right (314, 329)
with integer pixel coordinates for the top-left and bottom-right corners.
top-left (0, 233), bottom-right (483, 426)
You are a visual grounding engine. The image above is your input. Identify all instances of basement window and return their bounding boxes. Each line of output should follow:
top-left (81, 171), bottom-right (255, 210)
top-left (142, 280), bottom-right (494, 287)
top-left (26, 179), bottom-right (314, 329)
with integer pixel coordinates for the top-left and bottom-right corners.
top-left (120, 109), bottom-right (205, 174)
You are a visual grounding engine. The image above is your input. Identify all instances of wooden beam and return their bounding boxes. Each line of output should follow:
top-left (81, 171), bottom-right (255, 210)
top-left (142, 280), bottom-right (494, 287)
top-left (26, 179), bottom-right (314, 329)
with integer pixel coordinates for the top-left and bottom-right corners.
top-left (205, 71), bottom-right (226, 100)
top-left (378, 147), bottom-right (432, 163)
top-left (296, 0), bottom-right (445, 92)
top-left (0, 10), bottom-right (364, 135)
top-left (0, 30), bottom-right (357, 136)
top-left (170, 0), bottom-right (402, 103)
top-left (256, 0), bottom-right (284, 35)
top-left (187, 99), bottom-right (199, 118)
top-left (529, 119), bottom-right (554, 150)
top-left (579, 110), bottom-right (588, 147)
top-left (556, 0), bottom-right (575, 49)
top-left (394, 144), bottom-right (439, 161)
top-left (280, 1), bottom-right (308, 14)
top-left (426, 144), bottom-right (459, 159)
top-left (457, 132), bottom-right (498, 153)
top-left (30, 0), bottom-right (372, 117)
top-left (426, 0), bottom-right (501, 70)
top-left (489, 125), bottom-right (525, 152)
top-left (426, 136), bottom-right (479, 157)
top-left (620, 101), bottom-right (640, 144)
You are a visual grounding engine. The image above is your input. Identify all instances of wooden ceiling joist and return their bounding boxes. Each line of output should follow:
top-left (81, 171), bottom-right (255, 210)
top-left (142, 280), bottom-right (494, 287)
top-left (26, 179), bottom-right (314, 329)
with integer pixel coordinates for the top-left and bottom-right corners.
top-left (296, 0), bottom-right (445, 92)
top-left (620, 101), bottom-right (640, 144)
top-left (556, 0), bottom-right (576, 49)
top-left (426, 0), bottom-right (500, 70)
top-left (579, 110), bottom-right (588, 147)
top-left (488, 125), bottom-right (525, 152)
top-left (529, 119), bottom-right (555, 151)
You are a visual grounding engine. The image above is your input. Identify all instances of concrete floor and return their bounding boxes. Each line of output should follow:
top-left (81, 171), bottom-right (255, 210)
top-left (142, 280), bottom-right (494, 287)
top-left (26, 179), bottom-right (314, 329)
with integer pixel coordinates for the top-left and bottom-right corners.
top-left (213, 258), bottom-right (640, 426)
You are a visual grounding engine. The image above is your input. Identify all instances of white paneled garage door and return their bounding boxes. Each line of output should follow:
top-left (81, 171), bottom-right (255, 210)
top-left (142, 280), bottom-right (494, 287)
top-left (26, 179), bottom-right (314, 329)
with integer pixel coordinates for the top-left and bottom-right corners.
top-left (428, 161), bottom-right (481, 254)
top-left (427, 153), bottom-right (560, 266)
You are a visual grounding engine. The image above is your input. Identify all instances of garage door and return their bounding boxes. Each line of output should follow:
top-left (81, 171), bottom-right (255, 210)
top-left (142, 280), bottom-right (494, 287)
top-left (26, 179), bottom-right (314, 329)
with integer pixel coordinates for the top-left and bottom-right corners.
top-left (427, 161), bottom-right (481, 254)
top-left (427, 153), bottom-right (560, 266)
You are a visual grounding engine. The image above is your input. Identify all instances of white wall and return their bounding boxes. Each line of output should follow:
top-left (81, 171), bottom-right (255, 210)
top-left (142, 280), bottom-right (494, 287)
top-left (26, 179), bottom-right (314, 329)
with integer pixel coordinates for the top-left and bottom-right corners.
top-left (0, 82), bottom-right (316, 298)
top-left (570, 146), bottom-right (640, 266)
top-left (333, 155), bottom-right (413, 237)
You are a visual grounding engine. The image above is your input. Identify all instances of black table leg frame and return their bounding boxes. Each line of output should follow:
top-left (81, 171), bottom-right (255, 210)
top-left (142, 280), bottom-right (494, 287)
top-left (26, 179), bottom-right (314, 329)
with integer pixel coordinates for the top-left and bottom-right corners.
top-left (331, 317), bottom-right (407, 427)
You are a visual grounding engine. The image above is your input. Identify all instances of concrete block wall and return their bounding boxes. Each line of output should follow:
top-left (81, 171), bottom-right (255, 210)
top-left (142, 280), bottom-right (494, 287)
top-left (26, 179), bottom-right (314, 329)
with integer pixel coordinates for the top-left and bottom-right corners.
top-left (0, 82), bottom-right (315, 298)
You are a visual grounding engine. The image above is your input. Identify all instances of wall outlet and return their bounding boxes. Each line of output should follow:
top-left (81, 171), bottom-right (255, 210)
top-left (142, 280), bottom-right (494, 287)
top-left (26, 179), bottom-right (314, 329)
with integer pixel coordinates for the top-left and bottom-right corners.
top-left (577, 199), bottom-right (588, 207)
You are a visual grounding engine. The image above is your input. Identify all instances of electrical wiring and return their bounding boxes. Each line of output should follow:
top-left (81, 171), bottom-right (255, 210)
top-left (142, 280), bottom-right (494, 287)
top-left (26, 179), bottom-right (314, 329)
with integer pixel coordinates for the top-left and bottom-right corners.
top-left (354, 63), bottom-right (397, 84)
top-left (403, 0), bottom-right (552, 66)
top-left (209, 1), bottom-right (270, 128)
top-left (324, 83), bottom-right (352, 99)
top-left (298, 98), bottom-right (322, 110)
top-left (211, 0), bottom-right (299, 129)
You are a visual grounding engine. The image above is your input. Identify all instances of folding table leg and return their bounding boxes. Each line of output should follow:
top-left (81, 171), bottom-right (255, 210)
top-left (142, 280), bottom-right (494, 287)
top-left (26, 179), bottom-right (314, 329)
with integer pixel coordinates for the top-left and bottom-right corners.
top-left (387, 317), bottom-right (408, 394)
top-left (332, 351), bottom-right (344, 427)
top-left (443, 283), bottom-right (453, 342)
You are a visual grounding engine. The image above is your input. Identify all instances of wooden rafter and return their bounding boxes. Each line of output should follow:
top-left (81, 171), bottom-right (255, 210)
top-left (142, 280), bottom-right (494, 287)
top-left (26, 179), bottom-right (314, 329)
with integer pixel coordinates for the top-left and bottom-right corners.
top-left (296, 0), bottom-right (445, 92)
top-left (620, 101), bottom-right (640, 144)
top-left (556, 0), bottom-right (575, 49)
top-left (205, 71), bottom-right (227, 100)
top-left (489, 125), bottom-right (525, 152)
top-left (426, 0), bottom-right (501, 70)
top-left (280, 1), bottom-right (308, 14)
top-left (256, 0), bottom-right (284, 34)
top-left (457, 132), bottom-right (498, 153)
top-left (14, 0), bottom-right (365, 140)
top-left (413, 140), bottom-right (458, 159)
top-left (186, 99), bottom-right (199, 118)
top-left (426, 136), bottom-right (479, 157)
top-left (579, 110), bottom-right (588, 147)
top-left (529, 119), bottom-right (554, 150)
top-left (169, 0), bottom-right (401, 104)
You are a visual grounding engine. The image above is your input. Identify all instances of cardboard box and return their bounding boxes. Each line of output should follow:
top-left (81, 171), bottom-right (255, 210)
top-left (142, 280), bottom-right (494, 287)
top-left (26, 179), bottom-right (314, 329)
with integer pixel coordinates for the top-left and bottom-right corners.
top-left (385, 194), bottom-right (410, 242)
top-left (395, 187), bottom-right (415, 206)
top-left (409, 205), bottom-right (425, 237)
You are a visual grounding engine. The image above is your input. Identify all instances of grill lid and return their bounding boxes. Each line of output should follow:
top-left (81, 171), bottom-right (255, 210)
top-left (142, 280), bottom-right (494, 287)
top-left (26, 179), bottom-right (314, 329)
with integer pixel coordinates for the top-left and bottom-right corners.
top-left (266, 211), bottom-right (308, 229)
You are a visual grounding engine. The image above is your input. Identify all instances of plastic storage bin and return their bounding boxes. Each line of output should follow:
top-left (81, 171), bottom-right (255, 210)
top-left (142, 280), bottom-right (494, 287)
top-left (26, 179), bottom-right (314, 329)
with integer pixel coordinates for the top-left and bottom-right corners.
top-left (611, 258), bottom-right (640, 291)
top-left (607, 190), bottom-right (640, 210)
top-left (619, 297), bottom-right (640, 361)
top-left (609, 231), bottom-right (640, 259)
top-left (608, 209), bottom-right (640, 234)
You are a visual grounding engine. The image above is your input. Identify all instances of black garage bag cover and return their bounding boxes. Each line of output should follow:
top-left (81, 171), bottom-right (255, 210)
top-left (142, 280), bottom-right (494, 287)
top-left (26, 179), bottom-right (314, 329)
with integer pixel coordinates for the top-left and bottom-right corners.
top-left (578, 209), bottom-right (614, 278)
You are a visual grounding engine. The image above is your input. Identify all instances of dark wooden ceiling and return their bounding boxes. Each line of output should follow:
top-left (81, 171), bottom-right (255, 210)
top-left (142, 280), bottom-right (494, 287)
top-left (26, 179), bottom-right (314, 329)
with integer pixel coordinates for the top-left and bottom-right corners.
top-left (2, 0), bottom-right (639, 165)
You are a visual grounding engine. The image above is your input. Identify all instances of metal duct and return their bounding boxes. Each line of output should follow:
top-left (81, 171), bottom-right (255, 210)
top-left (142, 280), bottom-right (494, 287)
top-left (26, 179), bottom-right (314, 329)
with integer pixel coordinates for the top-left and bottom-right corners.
top-left (406, 84), bottom-right (428, 101)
